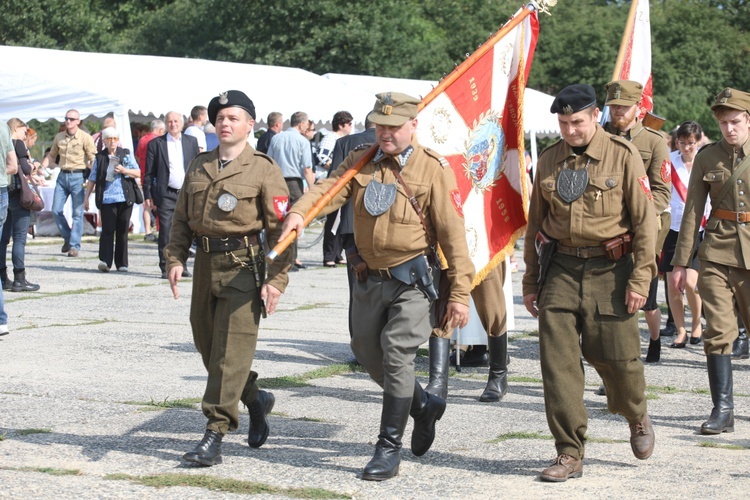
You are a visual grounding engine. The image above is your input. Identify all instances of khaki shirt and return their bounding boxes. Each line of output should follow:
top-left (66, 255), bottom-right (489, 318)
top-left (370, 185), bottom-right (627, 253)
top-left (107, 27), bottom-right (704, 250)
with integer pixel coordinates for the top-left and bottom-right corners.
top-left (289, 140), bottom-right (474, 306)
top-left (673, 138), bottom-right (750, 269)
top-left (606, 120), bottom-right (672, 214)
top-left (164, 144), bottom-right (293, 292)
top-left (522, 125), bottom-right (657, 297)
top-left (49, 129), bottom-right (96, 171)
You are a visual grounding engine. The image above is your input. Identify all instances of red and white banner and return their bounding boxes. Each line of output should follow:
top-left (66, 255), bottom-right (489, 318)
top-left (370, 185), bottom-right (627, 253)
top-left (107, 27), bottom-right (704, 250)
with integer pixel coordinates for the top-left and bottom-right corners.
top-left (416, 8), bottom-right (539, 286)
top-left (616, 0), bottom-right (653, 116)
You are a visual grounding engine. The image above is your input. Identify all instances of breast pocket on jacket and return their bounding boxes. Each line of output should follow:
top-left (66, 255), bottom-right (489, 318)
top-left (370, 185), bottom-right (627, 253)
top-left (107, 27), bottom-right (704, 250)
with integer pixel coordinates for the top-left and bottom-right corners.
top-left (588, 174), bottom-right (622, 217)
top-left (185, 181), bottom-right (210, 217)
top-left (220, 184), bottom-right (261, 223)
top-left (704, 170), bottom-right (725, 199)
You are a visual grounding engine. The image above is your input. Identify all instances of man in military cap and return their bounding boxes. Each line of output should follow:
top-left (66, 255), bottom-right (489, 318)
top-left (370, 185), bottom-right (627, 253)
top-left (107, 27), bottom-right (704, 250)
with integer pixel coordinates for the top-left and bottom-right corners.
top-left (671, 87), bottom-right (750, 435)
top-left (523, 84), bottom-right (657, 482)
top-left (603, 80), bottom-right (672, 363)
top-left (280, 92), bottom-right (473, 481)
top-left (165, 90), bottom-right (293, 466)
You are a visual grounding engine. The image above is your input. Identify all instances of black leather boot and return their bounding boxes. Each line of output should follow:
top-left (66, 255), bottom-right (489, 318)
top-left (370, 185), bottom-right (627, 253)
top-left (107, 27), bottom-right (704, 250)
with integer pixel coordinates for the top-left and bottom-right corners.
top-left (0, 268), bottom-right (10, 291)
top-left (247, 390), bottom-right (275, 448)
top-left (410, 382), bottom-right (446, 456)
top-left (183, 430), bottom-right (223, 466)
top-left (424, 337), bottom-right (450, 400)
top-left (731, 329), bottom-right (749, 360)
top-left (645, 338), bottom-right (661, 363)
top-left (700, 354), bottom-right (735, 435)
top-left (11, 269), bottom-right (40, 292)
top-left (479, 335), bottom-right (509, 402)
top-left (362, 394), bottom-right (411, 481)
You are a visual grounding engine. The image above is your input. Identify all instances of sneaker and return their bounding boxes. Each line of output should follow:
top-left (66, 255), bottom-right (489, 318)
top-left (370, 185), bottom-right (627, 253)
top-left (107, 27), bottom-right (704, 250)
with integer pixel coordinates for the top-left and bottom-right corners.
top-left (61, 241), bottom-right (71, 253)
top-left (67, 248), bottom-right (79, 257)
top-left (144, 233), bottom-right (157, 242)
top-left (0, 324), bottom-right (8, 336)
top-left (117, 266), bottom-right (128, 272)
top-left (98, 261), bottom-right (109, 272)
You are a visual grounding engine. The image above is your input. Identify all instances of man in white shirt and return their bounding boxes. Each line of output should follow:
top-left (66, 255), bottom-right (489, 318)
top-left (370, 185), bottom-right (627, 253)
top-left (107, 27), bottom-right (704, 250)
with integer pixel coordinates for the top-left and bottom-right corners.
top-left (184, 105), bottom-right (208, 152)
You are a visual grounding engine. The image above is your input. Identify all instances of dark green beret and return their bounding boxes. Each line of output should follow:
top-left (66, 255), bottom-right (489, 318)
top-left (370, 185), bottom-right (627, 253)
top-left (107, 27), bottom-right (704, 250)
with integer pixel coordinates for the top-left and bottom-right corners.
top-left (208, 90), bottom-right (256, 125)
top-left (551, 84), bottom-right (597, 115)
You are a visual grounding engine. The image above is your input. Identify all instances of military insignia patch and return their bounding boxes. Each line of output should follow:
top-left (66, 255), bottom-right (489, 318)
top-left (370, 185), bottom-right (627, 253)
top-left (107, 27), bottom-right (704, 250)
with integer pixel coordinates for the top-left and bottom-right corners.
top-left (273, 196), bottom-right (289, 221)
top-left (661, 159), bottom-right (671, 184)
top-left (562, 104), bottom-right (574, 115)
top-left (450, 190), bottom-right (464, 217)
top-left (218, 92), bottom-right (228, 105)
top-left (638, 176), bottom-right (653, 201)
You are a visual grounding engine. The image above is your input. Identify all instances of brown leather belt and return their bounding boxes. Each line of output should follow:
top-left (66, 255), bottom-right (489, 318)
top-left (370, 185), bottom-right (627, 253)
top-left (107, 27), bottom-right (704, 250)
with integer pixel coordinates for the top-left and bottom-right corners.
top-left (556, 244), bottom-right (607, 258)
top-left (713, 209), bottom-right (750, 223)
top-left (200, 233), bottom-right (260, 253)
top-left (368, 268), bottom-right (395, 279)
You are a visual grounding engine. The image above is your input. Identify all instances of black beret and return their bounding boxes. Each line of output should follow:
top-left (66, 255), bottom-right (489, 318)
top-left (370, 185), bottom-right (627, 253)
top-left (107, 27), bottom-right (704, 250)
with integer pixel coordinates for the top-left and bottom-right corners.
top-left (550, 84), bottom-right (597, 115)
top-left (208, 90), bottom-right (256, 125)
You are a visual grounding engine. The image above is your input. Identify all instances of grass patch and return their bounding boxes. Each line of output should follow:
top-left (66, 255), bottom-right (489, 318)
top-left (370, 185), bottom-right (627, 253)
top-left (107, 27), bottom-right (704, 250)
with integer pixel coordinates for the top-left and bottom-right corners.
top-left (587, 436), bottom-right (628, 444)
top-left (294, 416), bottom-right (329, 423)
top-left (698, 441), bottom-right (747, 450)
top-left (6, 287), bottom-right (115, 303)
top-left (262, 363), bottom-right (355, 389)
top-left (509, 331), bottom-right (538, 342)
top-left (15, 319), bottom-right (109, 331)
top-left (646, 393), bottom-right (659, 400)
top-left (106, 473), bottom-right (350, 498)
top-left (0, 432), bottom-right (5, 441)
top-left (488, 431), bottom-right (552, 444)
top-left (122, 397), bottom-right (201, 410)
top-left (23, 467), bottom-right (81, 476)
top-left (289, 302), bottom-right (333, 312)
top-left (417, 347), bottom-right (429, 357)
top-left (16, 428), bottom-right (52, 436)
top-left (508, 376), bottom-right (543, 384)
top-left (646, 385), bottom-right (679, 395)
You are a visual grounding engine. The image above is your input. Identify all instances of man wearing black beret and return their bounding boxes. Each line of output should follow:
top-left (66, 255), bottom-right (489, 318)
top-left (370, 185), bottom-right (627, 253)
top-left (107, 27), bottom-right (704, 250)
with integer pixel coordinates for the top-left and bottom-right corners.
top-left (165, 90), bottom-right (293, 466)
top-left (522, 84), bottom-right (657, 481)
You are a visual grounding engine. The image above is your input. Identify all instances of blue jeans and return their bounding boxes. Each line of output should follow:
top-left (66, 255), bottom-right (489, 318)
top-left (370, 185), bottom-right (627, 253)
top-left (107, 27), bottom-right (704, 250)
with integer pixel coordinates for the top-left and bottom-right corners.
top-left (0, 188), bottom-right (8, 325)
top-left (52, 171), bottom-right (85, 250)
top-left (0, 193), bottom-right (31, 270)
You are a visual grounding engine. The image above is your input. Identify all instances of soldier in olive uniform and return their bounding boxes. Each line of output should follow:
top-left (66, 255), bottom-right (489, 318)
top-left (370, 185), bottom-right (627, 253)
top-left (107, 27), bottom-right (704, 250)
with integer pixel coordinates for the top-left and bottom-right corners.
top-left (280, 92), bottom-right (474, 481)
top-left (671, 88), bottom-right (750, 435)
top-left (165, 90), bottom-right (293, 466)
top-left (522, 84), bottom-right (657, 482)
top-left (604, 80), bottom-right (672, 363)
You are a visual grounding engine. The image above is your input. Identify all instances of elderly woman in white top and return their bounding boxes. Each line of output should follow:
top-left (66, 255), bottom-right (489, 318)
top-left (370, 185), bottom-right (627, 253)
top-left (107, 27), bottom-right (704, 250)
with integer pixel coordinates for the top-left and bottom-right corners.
top-left (660, 121), bottom-right (710, 349)
top-left (84, 127), bottom-right (141, 272)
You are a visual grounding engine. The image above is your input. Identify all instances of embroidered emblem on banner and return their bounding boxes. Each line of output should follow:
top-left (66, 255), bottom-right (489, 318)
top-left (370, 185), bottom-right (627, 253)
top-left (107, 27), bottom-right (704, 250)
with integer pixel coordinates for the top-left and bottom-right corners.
top-left (463, 111), bottom-right (506, 192)
top-left (450, 190), bottom-right (464, 217)
top-left (638, 176), bottom-right (653, 200)
top-left (273, 196), bottom-right (289, 221)
top-left (661, 159), bottom-right (671, 184)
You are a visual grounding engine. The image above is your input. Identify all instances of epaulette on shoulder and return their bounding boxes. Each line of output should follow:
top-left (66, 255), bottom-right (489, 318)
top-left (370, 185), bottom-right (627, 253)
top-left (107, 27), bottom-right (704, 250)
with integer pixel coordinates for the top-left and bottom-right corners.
top-left (423, 147), bottom-right (450, 168)
top-left (698, 141), bottom-right (720, 153)
top-left (538, 138), bottom-right (562, 158)
top-left (353, 143), bottom-right (373, 152)
top-left (643, 126), bottom-right (664, 138)
top-left (611, 134), bottom-right (641, 155)
top-left (253, 150), bottom-right (275, 164)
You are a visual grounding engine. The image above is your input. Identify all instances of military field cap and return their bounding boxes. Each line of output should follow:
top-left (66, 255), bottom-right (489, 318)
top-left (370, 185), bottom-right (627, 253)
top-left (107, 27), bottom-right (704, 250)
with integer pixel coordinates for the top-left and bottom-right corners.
top-left (605, 80), bottom-right (643, 106)
top-left (711, 88), bottom-right (750, 113)
top-left (208, 90), bottom-right (256, 125)
top-left (550, 84), bottom-right (597, 115)
top-left (367, 92), bottom-right (421, 126)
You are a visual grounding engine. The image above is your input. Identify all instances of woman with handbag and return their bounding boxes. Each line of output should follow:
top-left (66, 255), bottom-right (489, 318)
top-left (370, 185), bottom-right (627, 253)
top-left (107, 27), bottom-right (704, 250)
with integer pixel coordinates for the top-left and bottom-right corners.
top-left (0, 118), bottom-right (40, 292)
top-left (83, 127), bottom-right (142, 272)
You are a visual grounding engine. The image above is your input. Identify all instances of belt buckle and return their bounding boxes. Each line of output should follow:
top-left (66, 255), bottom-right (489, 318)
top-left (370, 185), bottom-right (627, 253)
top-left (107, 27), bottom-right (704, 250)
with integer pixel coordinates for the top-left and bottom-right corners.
top-left (201, 236), bottom-right (210, 252)
top-left (576, 247), bottom-right (584, 258)
top-left (737, 212), bottom-right (746, 223)
top-left (378, 268), bottom-right (392, 279)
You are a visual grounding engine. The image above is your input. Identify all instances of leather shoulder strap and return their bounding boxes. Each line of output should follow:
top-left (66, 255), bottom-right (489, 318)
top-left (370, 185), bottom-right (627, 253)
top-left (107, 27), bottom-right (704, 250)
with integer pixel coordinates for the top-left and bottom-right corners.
top-left (712, 155), bottom-right (750, 212)
top-left (388, 165), bottom-right (436, 247)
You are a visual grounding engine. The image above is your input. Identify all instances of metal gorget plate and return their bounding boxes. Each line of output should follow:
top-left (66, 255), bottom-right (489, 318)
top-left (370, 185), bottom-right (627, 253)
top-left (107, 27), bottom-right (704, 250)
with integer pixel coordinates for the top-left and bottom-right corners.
top-left (557, 159), bottom-right (590, 203)
top-left (363, 179), bottom-right (397, 216)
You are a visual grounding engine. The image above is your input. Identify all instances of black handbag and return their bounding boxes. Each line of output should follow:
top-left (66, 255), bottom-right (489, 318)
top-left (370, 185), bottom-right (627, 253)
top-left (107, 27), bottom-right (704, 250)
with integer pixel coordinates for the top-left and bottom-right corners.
top-left (18, 173), bottom-right (44, 211)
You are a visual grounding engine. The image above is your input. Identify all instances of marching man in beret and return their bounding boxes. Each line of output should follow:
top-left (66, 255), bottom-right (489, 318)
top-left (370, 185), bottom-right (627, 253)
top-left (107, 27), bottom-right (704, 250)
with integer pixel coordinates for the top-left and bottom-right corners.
top-left (671, 88), bottom-right (750, 435)
top-left (166, 90), bottom-right (293, 466)
top-left (280, 92), bottom-right (474, 481)
top-left (522, 84), bottom-right (657, 482)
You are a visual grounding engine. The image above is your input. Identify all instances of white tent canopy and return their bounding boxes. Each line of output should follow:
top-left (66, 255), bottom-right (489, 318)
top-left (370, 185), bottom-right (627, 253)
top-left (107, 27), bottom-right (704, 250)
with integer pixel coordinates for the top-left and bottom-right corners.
top-left (0, 45), bottom-right (377, 151)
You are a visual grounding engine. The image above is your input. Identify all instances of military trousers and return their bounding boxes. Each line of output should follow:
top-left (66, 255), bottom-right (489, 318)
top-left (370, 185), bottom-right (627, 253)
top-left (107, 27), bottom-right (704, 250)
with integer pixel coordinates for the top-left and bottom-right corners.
top-left (538, 253), bottom-right (647, 460)
top-left (431, 261), bottom-right (507, 339)
top-left (698, 260), bottom-right (750, 355)
top-left (351, 276), bottom-right (431, 398)
top-left (190, 249), bottom-right (262, 435)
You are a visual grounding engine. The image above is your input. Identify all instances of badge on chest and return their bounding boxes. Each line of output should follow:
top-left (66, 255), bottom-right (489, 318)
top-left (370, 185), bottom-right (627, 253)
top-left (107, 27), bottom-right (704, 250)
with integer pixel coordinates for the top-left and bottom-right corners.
top-left (218, 193), bottom-right (238, 212)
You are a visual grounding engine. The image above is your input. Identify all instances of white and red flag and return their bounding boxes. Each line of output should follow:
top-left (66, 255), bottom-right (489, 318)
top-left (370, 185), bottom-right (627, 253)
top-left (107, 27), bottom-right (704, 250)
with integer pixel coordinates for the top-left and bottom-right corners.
top-left (612, 0), bottom-right (653, 117)
top-left (416, 6), bottom-right (539, 286)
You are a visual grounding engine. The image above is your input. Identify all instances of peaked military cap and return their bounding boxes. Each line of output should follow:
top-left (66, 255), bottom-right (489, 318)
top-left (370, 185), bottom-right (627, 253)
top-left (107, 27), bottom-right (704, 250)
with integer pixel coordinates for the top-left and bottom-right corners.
top-left (367, 92), bottom-right (421, 126)
top-left (550, 84), bottom-right (597, 115)
top-left (711, 88), bottom-right (750, 114)
top-left (208, 90), bottom-right (256, 125)
top-left (605, 80), bottom-right (643, 106)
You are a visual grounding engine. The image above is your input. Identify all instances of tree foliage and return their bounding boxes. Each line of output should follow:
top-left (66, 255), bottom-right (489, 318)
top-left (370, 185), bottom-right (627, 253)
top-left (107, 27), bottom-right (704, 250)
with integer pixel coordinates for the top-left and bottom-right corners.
top-left (1, 0), bottom-right (748, 138)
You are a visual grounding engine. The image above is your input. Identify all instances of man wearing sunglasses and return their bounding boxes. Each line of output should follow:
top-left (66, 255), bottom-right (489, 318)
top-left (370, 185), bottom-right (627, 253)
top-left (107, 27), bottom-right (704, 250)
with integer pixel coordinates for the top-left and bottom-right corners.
top-left (41, 110), bottom-right (97, 257)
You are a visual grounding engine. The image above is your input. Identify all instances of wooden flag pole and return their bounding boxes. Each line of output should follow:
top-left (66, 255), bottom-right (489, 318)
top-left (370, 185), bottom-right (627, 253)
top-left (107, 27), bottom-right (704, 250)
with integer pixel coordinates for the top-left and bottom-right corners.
top-left (267, 3), bottom-right (539, 263)
top-left (611, 0), bottom-right (640, 81)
